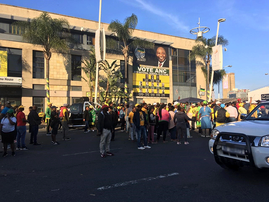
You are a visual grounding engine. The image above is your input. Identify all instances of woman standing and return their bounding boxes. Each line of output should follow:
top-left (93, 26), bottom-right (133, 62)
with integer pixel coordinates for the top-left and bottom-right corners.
top-left (198, 101), bottom-right (212, 137)
top-left (168, 106), bottom-right (176, 141)
top-left (148, 106), bottom-right (156, 144)
top-left (0, 109), bottom-right (17, 157)
top-left (157, 104), bottom-right (169, 143)
top-left (174, 106), bottom-right (191, 145)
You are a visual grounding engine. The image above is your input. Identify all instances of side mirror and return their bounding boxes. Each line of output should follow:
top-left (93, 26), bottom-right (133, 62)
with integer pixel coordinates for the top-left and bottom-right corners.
top-left (240, 114), bottom-right (247, 120)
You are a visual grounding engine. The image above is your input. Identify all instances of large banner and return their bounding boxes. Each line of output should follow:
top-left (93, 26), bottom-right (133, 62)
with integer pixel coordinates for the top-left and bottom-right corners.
top-left (133, 45), bottom-right (170, 97)
top-left (212, 45), bottom-right (223, 71)
top-left (0, 51), bottom-right (8, 77)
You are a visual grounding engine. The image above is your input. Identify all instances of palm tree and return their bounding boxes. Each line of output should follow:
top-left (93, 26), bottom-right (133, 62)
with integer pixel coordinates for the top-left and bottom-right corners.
top-left (108, 14), bottom-right (153, 95)
top-left (79, 47), bottom-right (96, 102)
top-left (99, 60), bottom-right (122, 100)
top-left (190, 36), bottom-right (228, 97)
top-left (19, 12), bottom-right (70, 103)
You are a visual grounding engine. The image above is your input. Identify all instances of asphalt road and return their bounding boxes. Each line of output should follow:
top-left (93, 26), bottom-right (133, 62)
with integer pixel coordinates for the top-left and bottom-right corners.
top-left (0, 127), bottom-right (269, 202)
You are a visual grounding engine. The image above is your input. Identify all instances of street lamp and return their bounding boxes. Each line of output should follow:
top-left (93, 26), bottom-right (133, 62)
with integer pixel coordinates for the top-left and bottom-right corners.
top-left (209, 18), bottom-right (226, 101)
top-left (218, 65), bottom-right (232, 99)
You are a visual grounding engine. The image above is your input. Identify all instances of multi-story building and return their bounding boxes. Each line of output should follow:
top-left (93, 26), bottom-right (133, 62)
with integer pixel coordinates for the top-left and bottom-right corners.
top-left (0, 4), bottom-right (206, 114)
top-left (222, 73), bottom-right (235, 99)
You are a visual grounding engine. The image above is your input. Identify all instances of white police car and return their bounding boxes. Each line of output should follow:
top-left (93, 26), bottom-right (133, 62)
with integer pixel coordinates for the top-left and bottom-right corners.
top-left (209, 101), bottom-right (269, 169)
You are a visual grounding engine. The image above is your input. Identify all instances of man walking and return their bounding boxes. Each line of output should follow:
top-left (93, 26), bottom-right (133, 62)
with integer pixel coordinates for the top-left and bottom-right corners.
top-left (16, 105), bottom-right (28, 150)
top-left (97, 105), bottom-right (114, 158)
top-left (28, 106), bottom-right (41, 145)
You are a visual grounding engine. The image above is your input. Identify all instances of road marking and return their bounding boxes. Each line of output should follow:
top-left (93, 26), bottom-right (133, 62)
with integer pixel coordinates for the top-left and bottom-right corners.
top-left (97, 172), bottom-right (179, 191)
top-left (62, 148), bottom-right (122, 157)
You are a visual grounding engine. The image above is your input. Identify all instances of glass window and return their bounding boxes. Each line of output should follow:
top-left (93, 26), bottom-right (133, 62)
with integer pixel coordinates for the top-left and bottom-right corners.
top-left (33, 51), bottom-right (44, 78)
top-left (71, 86), bottom-right (82, 91)
top-left (0, 22), bottom-right (10, 33)
top-left (87, 35), bottom-right (95, 45)
top-left (171, 48), bottom-right (177, 56)
top-left (0, 47), bottom-right (22, 77)
top-left (71, 55), bottom-right (81, 81)
top-left (10, 24), bottom-right (24, 35)
top-left (33, 97), bottom-right (45, 113)
top-left (172, 56), bottom-right (177, 66)
top-left (33, 84), bottom-right (45, 90)
top-left (72, 33), bottom-right (83, 44)
top-left (69, 103), bottom-right (80, 112)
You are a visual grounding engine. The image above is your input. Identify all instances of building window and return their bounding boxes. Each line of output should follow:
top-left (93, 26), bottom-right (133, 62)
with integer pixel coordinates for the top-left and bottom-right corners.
top-left (33, 84), bottom-right (45, 90)
top-left (172, 48), bottom-right (196, 87)
top-left (0, 22), bottom-right (10, 33)
top-left (0, 47), bottom-right (22, 77)
top-left (71, 86), bottom-right (82, 91)
top-left (33, 97), bottom-right (45, 113)
top-left (10, 24), bottom-right (24, 35)
top-left (33, 51), bottom-right (44, 78)
top-left (87, 35), bottom-right (95, 45)
top-left (71, 55), bottom-right (81, 81)
top-left (72, 33), bottom-right (83, 44)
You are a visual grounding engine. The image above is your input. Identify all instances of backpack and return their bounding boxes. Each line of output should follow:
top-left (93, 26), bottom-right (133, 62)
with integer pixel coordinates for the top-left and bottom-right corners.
top-left (59, 107), bottom-right (65, 118)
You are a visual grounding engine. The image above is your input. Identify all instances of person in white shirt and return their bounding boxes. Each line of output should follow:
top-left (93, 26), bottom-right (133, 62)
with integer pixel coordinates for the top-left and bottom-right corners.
top-left (226, 102), bottom-right (238, 122)
top-left (1, 109), bottom-right (17, 157)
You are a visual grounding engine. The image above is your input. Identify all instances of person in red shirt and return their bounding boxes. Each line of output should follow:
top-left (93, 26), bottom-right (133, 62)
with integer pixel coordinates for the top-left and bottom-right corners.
top-left (16, 105), bottom-right (28, 150)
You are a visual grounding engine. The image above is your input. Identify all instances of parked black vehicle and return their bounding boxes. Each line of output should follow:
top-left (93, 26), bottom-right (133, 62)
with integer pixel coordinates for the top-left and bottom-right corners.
top-left (68, 101), bottom-right (101, 128)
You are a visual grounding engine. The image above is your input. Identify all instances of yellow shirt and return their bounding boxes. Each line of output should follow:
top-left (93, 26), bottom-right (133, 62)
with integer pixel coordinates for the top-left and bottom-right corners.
top-left (129, 111), bottom-right (134, 124)
top-left (139, 111), bottom-right (145, 126)
top-left (191, 107), bottom-right (197, 117)
top-left (62, 108), bottom-right (68, 121)
top-left (215, 110), bottom-right (230, 127)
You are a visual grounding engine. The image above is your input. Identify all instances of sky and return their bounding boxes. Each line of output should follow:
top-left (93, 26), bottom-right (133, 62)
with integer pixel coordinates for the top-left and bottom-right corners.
top-left (2, 0), bottom-right (269, 94)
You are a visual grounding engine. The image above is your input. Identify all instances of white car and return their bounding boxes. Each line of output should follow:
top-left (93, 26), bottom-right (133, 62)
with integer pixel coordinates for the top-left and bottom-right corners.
top-left (209, 101), bottom-right (269, 169)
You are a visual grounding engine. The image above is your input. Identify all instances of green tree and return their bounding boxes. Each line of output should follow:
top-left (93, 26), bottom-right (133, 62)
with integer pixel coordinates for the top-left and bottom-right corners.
top-left (19, 12), bottom-right (70, 103)
top-left (190, 36), bottom-right (228, 95)
top-left (108, 14), bottom-right (153, 94)
top-left (99, 60), bottom-right (122, 101)
top-left (79, 47), bottom-right (96, 102)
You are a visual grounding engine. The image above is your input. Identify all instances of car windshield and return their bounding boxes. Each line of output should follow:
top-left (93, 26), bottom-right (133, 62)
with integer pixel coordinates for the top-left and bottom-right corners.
top-left (246, 102), bottom-right (269, 120)
top-left (69, 104), bottom-right (80, 113)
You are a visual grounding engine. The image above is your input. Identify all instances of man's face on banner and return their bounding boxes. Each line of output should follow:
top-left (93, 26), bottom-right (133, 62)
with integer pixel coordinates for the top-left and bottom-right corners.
top-left (156, 47), bottom-right (166, 63)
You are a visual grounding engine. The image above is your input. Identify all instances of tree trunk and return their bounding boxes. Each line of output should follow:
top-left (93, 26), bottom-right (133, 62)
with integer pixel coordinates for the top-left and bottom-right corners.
top-left (45, 57), bottom-right (50, 104)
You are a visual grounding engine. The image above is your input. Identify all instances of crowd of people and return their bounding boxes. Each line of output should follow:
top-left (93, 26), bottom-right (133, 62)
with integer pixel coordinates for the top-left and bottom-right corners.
top-left (96, 97), bottom-right (259, 158)
top-left (0, 97), bottom-right (260, 158)
top-left (0, 102), bottom-right (70, 157)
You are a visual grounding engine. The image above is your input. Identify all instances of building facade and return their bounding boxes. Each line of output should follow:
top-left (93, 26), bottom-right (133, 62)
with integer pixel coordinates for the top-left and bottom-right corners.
top-left (222, 73), bottom-right (235, 99)
top-left (0, 4), bottom-right (206, 114)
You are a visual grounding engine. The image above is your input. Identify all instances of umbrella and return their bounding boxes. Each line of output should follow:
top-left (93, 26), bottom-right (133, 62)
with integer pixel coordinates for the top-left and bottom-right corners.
top-left (177, 97), bottom-right (205, 103)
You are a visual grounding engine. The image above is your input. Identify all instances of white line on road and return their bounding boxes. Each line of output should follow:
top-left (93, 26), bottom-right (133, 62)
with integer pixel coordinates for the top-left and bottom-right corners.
top-left (62, 148), bottom-right (122, 157)
top-left (97, 172), bottom-right (179, 191)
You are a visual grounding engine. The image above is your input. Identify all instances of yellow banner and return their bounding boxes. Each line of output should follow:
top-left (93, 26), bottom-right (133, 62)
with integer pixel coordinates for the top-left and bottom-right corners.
top-left (133, 71), bottom-right (170, 97)
top-left (0, 51), bottom-right (8, 77)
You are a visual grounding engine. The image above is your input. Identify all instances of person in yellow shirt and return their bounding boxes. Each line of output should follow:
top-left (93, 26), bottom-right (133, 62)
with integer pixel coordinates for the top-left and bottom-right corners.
top-left (215, 104), bottom-right (230, 127)
top-left (141, 103), bottom-right (149, 123)
top-left (238, 103), bottom-right (247, 121)
top-left (190, 103), bottom-right (197, 130)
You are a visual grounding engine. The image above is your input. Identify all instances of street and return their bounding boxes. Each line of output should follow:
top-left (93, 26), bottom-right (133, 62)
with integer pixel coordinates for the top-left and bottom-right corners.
top-left (0, 127), bottom-right (268, 202)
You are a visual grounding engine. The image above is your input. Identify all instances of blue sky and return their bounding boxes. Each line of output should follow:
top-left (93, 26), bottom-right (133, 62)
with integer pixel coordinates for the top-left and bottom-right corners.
top-left (2, 0), bottom-right (269, 93)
